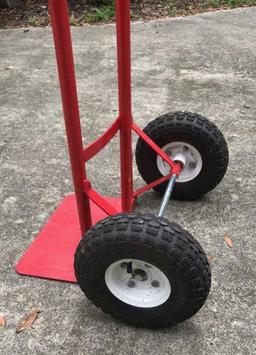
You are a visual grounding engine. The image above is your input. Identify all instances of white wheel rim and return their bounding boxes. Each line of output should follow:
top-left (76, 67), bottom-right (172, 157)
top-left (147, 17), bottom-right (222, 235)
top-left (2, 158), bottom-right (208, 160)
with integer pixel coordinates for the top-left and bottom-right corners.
top-left (105, 259), bottom-right (171, 308)
top-left (157, 141), bottom-right (203, 183)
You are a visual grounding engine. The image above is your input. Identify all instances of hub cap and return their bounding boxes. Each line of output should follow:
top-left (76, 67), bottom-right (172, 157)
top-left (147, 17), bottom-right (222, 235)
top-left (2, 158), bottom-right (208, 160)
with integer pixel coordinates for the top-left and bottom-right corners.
top-left (105, 259), bottom-right (171, 308)
top-left (157, 141), bottom-right (203, 182)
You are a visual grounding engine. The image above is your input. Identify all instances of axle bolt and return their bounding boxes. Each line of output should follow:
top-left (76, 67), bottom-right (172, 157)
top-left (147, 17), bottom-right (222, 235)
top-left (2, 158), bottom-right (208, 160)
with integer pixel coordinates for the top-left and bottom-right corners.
top-left (127, 280), bottom-right (136, 288)
top-left (151, 280), bottom-right (160, 288)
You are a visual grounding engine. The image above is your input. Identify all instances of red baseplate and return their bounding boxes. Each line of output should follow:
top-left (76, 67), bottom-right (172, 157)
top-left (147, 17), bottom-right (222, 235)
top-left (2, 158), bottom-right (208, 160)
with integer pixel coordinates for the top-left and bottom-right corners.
top-left (16, 194), bottom-right (122, 282)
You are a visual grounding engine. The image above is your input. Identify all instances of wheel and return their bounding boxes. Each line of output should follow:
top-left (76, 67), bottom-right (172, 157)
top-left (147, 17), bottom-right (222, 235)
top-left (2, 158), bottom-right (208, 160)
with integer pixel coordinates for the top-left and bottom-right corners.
top-left (135, 111), bottom-right (229, 200)
top-left (74, 213), bottom-right (211, 328)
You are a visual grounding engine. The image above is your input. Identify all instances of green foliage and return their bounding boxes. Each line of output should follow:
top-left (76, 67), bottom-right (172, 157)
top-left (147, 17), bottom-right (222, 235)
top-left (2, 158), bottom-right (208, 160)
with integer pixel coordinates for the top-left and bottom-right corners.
top-left (86, 2), bottom-right (115, 23)
top-left (168, 7), bottom-right (177, 16)
top-left (227, 0), bottom-right (256, 6)
top-left (206, 0), bottom-right (221, 7)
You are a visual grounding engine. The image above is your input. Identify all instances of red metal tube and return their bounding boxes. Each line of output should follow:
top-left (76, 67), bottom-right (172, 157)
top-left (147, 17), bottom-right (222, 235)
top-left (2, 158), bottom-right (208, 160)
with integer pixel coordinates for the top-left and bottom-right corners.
top-left (116, 0), bottom-right (134, 213)
top-left (48, 0), bottom-right (92, 235)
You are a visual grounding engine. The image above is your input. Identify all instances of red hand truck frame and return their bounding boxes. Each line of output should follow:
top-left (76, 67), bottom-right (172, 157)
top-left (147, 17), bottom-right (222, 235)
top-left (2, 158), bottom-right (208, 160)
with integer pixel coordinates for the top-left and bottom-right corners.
top-left (16, 0), bottom-right (181, 282)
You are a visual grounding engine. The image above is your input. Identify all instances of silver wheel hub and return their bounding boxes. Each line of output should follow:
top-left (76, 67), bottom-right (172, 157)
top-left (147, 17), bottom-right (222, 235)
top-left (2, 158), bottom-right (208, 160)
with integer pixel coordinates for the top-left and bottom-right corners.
top-left (157, 141), bottom-right (203, 182)
top-left (105, 259), bottom-right (171, 308)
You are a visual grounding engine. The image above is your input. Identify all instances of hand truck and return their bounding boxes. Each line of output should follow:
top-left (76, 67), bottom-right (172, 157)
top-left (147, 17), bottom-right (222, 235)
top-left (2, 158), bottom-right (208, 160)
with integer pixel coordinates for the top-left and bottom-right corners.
top-left (16, 0), bottom-right (229, 328)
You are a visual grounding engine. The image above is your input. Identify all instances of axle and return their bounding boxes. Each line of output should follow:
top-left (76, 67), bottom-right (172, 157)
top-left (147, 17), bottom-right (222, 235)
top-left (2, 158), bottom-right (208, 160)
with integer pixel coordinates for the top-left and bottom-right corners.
top-left (158, 174), bottom-right (178, 217)
top-left (158, 153), bottom-right (187, 218)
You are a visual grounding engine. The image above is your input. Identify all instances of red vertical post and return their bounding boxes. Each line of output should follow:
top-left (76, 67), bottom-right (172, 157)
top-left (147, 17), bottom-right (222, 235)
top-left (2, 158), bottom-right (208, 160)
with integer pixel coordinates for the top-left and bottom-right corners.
top-left (116, 0), bottom-right (134, 213)
top-left (48, 0), bottom-right (92, 235)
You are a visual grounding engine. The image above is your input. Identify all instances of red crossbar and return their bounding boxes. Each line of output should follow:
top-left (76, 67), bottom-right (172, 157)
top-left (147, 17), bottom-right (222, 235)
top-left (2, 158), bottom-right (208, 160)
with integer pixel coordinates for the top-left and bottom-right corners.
top-left (132, 123), bottom-right (181, 176)
top-left (133, 174), bottom-right (172, 198)
top-left (83, 180), bottom-right (119, 216)
top-left (84, 117), bottom-right (120, 162)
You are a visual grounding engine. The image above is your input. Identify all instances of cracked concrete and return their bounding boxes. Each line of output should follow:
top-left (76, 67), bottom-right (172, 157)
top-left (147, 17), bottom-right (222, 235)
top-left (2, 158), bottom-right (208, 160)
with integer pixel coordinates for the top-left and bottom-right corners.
top-left (0, 7), bottom-right (256, 355)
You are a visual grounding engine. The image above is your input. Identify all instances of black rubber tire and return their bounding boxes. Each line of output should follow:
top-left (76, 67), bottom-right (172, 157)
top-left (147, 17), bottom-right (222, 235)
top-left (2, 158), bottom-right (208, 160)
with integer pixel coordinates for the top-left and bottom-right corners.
top-left (74, 213), bottom-right (211, 328)
top-left (135, 112), bottom-right (229, 200)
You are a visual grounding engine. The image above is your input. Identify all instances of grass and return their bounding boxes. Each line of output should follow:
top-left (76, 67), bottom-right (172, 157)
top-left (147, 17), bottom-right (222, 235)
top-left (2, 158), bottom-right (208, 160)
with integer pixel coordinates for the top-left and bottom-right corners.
top-left (206, 0), bottom-right (222, 7)
top-left (168, 7), bottom-right (177, 17)
top-left (86, 3), bottom-right (115, 24)
top-left (227, 0), bottom-right (256, 5)
top-left (206, 0), bottom-right (256, 8)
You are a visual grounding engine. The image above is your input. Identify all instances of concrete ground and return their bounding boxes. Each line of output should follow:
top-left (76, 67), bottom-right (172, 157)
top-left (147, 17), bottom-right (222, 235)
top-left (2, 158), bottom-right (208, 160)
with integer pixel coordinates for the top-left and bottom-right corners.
top-left (1, 7), bottom-right (256, 355)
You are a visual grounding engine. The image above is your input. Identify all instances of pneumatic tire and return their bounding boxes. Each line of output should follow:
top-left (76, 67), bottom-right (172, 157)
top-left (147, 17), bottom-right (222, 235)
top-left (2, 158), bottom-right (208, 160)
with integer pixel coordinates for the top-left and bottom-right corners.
top-left (135, 112), bottom-right (229, 200)
top-left (74, 213), bottom-right (211, 328)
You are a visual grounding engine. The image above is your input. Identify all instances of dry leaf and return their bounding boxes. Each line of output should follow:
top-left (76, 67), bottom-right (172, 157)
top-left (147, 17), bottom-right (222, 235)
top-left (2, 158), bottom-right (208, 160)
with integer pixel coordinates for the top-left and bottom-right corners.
top-left (16, 310), bottom-right (40, 333)
top-left (224, 235), bottom-right (233, 248)
top-left (0, 314), bottom-right (6, 328)
top-left (208, 255), bottom-right (214, 262)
